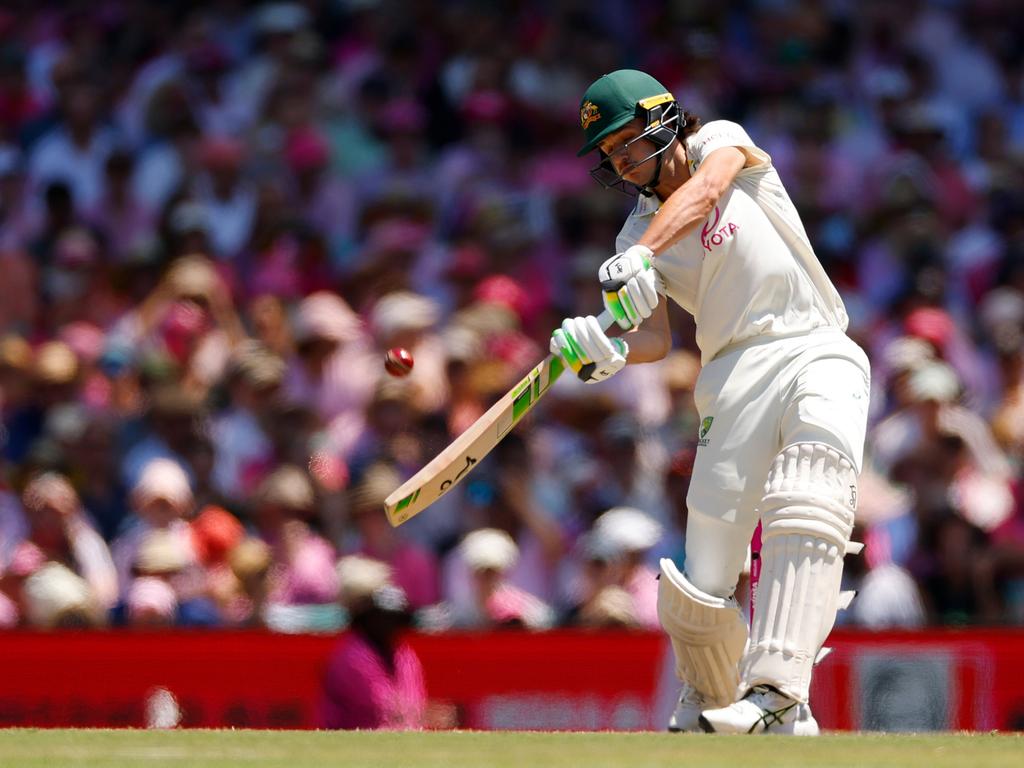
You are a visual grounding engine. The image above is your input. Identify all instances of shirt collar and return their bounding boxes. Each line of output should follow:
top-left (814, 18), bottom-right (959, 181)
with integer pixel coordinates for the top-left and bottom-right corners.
top-left (633, 192), bottom-right (662, 218)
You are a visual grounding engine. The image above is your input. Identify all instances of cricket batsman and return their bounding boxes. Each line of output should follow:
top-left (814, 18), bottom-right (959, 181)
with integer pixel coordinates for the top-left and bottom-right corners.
top-left (549, 70), bottom-right (871, 734)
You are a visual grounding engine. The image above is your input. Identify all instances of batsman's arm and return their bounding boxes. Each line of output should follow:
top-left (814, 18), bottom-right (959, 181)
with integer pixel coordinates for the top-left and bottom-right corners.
top-left (621, 301), bottom-right (671, 363)
top-left (638, 146), bottom-right (747, 254)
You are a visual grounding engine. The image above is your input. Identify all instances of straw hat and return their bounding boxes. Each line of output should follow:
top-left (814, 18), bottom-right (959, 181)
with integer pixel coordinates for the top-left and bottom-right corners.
top-left (370, 291), bottom-right (440, 339)
top-left (293, 291), bottom-right (362, 344)
top-left (335, 554), bottom-right (394, 611)
top-left (131, 458), bottom-right (193, 511)
top-left (34, 341), bottom-right (78, 385)
top-left (23, 562), bottom-right (97, 629)
top-left (135, 529), bottom-right (192, 575)
top-left (906, 361), bottom-right (960, 403)
top-left (254, 465), bottom-right (315, 512)
top-left (459, 528), bottom-right (519, 573)
top-left (588, 507), bottom-right (663, 557)
top-left (349, 463), bottom-right (400, 515)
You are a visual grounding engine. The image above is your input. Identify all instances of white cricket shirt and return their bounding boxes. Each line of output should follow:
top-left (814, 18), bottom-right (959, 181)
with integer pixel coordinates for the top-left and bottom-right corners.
top-left (615, 120), bottom-right (849, 364)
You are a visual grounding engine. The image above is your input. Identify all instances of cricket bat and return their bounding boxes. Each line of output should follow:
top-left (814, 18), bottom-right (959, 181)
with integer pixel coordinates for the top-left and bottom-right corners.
top-left (385, 309), bottom-right (615, 526)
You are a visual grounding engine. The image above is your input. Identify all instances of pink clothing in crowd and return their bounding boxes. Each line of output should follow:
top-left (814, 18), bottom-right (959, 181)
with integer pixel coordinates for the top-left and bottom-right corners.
top-left (283, 341), bottom-right (377, 460)
top-left (359, 541), bottom-right (439, 610)
top-left (317, 632), bottom-right (427, 730)
top-left (625, 565), bottom-right (660, 630)
top-left (267, 532), bottom-right (338, 605)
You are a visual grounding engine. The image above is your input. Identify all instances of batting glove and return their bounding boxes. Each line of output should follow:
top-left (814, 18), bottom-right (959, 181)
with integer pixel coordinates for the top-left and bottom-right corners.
top-left (598, 244), bottom-right (660, 330)
top-left (550, 315), bottom-right (629, 384)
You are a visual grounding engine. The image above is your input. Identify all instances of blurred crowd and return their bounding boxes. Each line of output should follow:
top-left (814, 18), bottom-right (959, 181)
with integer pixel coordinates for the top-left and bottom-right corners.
top-left (0, 0), bottom-right (1023, 633)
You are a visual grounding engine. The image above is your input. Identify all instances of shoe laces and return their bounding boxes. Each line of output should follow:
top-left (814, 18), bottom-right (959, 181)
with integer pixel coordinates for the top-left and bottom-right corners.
top-left (743, 685), bottom-right (797, 732)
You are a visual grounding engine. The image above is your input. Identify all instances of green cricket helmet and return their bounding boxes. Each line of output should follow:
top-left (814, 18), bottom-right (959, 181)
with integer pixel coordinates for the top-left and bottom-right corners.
top-left (577, 69), bottom-right (682, 196)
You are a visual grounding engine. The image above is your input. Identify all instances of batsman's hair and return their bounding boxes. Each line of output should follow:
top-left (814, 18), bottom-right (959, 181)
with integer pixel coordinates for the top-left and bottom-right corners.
top-left (680, 111), bottom-right (703, 139)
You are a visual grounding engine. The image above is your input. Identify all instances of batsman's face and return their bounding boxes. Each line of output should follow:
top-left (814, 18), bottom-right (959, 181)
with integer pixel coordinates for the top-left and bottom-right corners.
top-left (598, 119), bottom-right (659, 185)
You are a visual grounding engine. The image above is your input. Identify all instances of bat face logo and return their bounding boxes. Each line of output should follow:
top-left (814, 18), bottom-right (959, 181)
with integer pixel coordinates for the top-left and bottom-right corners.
top-left (580, 100), bottom-right (601, 129)
top-left (439, 455), bottom-right (478, 493)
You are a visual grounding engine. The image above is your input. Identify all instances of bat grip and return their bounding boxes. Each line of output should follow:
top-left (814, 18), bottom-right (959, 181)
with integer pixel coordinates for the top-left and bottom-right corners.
top-left (576, 309), bottom-right (617, 381)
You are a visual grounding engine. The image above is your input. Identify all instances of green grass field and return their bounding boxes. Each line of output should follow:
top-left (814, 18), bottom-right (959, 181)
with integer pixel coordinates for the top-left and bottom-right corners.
top-left (0, 729), bottom-right (1021, 768)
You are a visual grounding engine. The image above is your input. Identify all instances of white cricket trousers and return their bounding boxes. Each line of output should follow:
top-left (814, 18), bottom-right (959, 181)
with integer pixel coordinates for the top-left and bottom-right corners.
top-left (683, 328), bottom-right (871, 598)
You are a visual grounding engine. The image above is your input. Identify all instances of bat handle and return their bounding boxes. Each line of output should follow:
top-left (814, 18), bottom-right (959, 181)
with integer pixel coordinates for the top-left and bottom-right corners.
top-left (576, 309), bottom-right (618, 381)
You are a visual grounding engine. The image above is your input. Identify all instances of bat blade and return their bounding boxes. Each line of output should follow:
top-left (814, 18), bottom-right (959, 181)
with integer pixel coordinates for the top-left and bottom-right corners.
top-left (384, 354), bottom-right (564, 526)
top-left (384, 308), bottom-right (614, 526)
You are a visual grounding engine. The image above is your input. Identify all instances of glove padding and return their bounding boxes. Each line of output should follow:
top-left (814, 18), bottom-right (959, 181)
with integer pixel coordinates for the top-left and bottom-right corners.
top-left (598, 244), bottom-right (660, 329)
top-left (550, 315), bottom-right (629, 384)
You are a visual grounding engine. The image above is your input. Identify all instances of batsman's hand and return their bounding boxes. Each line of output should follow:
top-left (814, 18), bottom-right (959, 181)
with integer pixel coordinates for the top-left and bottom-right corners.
top-left (598, 244), bottom-right (660, 330)
top-left (550, 315), bottom-right (628, 384)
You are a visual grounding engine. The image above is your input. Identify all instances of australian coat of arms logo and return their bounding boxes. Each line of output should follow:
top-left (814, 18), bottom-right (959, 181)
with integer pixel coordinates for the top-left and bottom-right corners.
top-left (698, 416), bottom-right (714, 446)
top-left (580, 100), bottom-right (601, 129)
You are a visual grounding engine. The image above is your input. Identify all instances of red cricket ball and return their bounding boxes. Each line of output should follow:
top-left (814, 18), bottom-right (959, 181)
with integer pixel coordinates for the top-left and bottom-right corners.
top-left (384, 347), bottom-right (414, 377)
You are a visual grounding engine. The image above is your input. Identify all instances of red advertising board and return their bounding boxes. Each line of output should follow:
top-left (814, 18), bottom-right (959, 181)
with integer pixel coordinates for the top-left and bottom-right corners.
top-left (0, 629), bottom-right (1021, 731)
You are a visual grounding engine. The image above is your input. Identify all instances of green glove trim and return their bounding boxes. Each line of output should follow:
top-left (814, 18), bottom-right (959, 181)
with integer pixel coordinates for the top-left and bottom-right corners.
top-left (552, 329), bottom-right (582, 371)
top-left (604, 291), bottom-right (628, 325)
top-left (619, 290), bottom-right (638, 325)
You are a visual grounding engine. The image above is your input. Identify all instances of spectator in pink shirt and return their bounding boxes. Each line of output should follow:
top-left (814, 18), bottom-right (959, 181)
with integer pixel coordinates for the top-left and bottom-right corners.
top-left (283, 291), bottom-right (376, 461)
top-left (584, 506), bottom-right (663, 630)
top-left (250, 464), bottom-right (337, 606)
top-left (317, 555), bottom-right (426, 730)
top-left (347, 463), bottom-right (440, 610)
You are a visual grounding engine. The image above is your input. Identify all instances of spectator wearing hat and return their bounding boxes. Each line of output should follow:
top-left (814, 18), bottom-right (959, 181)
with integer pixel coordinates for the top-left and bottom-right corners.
top-left (317, 555), bottom-right (426, 730)
top-left (122, 526), bottom-right (219, 627)
top-left (347, 463), bottom-right (440, 610)
top-left (586, 507), bottom-right (663, 629)
top-left (250, 465), bottom-right (338, 607)
top-left (871, 361), bottom-right (1015, 536)
top-left (872, 361), bottom-right (1012, 481)
top-left (440, 528), bottom-right (554, 630)
top-left (111, 457), bottom-right (197, 601)
top-left (22, 560), bottom-right (106, 629)
top-left (284, 291), bottom-right (376, 462)
top-left (16, 472), bottom-right (118, 616)
top-left (369, 290), bottom-right (448, 413)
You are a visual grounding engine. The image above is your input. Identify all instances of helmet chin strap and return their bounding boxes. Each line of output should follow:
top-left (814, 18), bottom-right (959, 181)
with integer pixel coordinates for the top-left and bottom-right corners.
top-left (636, 144), bottom-right (670, 198)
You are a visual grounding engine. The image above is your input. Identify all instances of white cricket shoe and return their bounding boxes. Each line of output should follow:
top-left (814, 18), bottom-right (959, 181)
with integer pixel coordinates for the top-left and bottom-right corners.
top-left (698, 685), bottom-right (820, 735)
top-left (667, 683), bottom-right (706, 732)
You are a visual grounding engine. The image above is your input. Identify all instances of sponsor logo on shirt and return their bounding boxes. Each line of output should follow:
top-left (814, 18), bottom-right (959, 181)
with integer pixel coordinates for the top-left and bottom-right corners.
top-left (697, 416), bottom-right (714, 447)
top-left (695, 131), bottom-right (729, 150)
top-left (700, 206), bottom-right (739, 252)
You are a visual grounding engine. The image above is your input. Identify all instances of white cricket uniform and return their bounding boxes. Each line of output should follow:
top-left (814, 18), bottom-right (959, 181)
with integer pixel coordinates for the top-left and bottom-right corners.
top-left (616, 120), bottom-right (871, 598)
